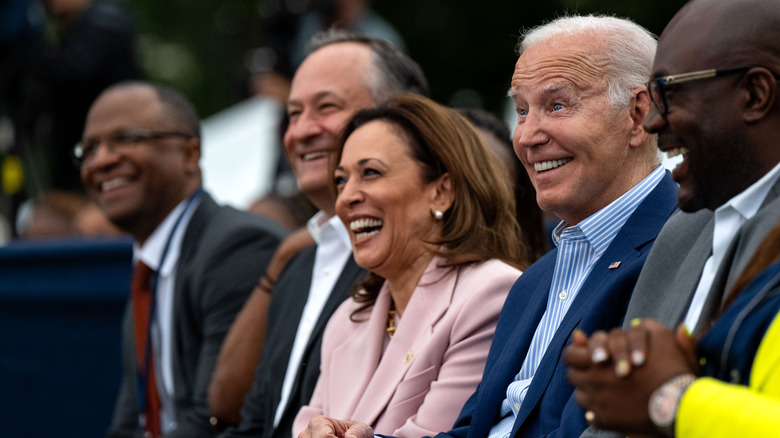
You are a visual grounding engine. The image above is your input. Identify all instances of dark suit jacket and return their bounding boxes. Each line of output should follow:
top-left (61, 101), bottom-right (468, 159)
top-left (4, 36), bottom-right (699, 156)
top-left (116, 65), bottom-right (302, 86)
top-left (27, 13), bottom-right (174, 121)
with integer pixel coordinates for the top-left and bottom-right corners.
top-left (624, 178), bottom-right (780, 331)
top-left (221, 244), bottom-right (367, 438)
top-left (434, 173), bottom-right (678, 438)
top-left (107, 193), bottom-right (287, 438)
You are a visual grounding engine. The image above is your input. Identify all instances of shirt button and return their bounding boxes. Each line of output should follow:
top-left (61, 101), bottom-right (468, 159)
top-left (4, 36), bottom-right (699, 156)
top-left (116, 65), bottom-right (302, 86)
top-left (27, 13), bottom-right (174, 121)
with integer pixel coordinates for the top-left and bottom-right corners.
top-left (323, 267), bottom-right (331, 276)
top-left (514, 403), bottom-right (521, 411)
top-left (559, 290), bottom-right (567, 300)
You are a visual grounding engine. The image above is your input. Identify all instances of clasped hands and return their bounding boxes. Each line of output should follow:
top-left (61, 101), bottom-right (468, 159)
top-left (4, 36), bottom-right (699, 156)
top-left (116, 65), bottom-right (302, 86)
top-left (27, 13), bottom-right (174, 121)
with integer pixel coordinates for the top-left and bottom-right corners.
top-left (562, 319), bottom-right (699, 437)
top-left (298, 415), bottom-right (374, 438)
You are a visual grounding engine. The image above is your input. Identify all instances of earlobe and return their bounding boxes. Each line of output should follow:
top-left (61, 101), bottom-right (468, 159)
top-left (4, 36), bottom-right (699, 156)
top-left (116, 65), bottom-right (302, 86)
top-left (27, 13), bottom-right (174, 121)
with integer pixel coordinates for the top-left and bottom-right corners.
top-left (743, 68), bottom-right (777, 123)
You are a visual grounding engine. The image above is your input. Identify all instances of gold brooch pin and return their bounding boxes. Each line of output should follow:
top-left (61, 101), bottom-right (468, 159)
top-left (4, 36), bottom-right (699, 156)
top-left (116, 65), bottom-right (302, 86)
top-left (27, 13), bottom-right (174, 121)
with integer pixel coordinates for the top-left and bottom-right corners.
top-left (404, 348), bottom-right (414, 363)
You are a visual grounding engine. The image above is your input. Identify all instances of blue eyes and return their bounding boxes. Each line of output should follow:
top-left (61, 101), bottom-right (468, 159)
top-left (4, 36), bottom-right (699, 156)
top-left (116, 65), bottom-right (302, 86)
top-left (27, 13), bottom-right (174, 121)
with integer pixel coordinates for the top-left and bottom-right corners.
top-left (552, 103), bottom-right (564, 111)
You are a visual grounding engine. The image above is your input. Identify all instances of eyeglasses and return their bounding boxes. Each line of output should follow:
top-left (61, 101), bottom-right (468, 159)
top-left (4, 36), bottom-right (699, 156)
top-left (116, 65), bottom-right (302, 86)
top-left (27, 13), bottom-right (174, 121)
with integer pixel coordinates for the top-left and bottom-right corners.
top-left (646, 66), bottom-right (753, 115)
top-left (73, 129), bottom-right (192, 167)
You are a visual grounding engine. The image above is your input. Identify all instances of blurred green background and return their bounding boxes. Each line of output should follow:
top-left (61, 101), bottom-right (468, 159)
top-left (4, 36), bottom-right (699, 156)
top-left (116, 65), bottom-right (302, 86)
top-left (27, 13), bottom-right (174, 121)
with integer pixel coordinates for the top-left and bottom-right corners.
top-left (129, 0), bottom-right (688, 118)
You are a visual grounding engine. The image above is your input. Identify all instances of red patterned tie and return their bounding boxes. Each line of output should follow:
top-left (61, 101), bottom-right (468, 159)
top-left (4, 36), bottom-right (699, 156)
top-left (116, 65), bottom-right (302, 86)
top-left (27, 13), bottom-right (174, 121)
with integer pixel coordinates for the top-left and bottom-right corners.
top-left (131, 261), bottom-right (162, 437)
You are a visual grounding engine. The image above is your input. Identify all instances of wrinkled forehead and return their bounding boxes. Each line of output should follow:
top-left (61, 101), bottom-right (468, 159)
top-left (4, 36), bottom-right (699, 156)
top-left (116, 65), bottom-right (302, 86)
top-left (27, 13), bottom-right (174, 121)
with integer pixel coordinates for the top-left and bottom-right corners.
top-left (510, 37), bottom-right (609, 98)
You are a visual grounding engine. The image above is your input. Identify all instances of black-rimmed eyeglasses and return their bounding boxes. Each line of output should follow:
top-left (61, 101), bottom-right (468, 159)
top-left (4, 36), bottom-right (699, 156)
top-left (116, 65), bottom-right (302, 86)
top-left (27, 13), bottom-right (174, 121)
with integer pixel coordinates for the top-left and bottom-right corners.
top-left (73, 129), bottom-right (193, 167)
top-left (646, 66), bottom-right (753, 115)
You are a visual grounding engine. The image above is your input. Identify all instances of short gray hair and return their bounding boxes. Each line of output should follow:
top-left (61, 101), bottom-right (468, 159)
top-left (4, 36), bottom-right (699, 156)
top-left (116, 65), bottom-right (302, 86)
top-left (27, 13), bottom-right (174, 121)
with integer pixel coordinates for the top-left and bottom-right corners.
top-left (518, 15), bottom-right (657, 109)
top-left (306, 29), bottom-right (429, 103)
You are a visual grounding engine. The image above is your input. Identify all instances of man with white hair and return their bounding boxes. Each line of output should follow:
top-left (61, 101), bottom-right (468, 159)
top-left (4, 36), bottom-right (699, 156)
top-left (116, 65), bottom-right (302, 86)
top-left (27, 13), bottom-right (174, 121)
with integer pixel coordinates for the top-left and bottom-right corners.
top-left (300, 14), bottom-right (678, 438)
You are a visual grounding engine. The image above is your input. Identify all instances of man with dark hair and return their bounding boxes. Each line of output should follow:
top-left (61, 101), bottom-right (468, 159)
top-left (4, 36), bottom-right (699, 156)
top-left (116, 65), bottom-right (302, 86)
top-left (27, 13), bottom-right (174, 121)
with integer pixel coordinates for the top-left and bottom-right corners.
top-left (212, 31), bottom-right (428, 438)
top-left (79, 81), bottom-right (286, 438)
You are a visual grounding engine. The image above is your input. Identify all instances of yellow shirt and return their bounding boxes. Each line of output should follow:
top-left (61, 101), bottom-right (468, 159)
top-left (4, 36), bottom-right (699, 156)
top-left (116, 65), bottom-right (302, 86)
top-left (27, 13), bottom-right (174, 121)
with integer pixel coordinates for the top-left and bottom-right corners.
top-left (677, 312), bottom-right (780, 437)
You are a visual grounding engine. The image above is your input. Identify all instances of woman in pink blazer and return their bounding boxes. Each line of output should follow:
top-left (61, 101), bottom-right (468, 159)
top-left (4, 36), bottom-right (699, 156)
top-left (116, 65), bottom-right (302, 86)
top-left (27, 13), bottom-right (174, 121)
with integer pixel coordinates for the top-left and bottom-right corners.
top-left (293, 94), bottom-right (532, 437)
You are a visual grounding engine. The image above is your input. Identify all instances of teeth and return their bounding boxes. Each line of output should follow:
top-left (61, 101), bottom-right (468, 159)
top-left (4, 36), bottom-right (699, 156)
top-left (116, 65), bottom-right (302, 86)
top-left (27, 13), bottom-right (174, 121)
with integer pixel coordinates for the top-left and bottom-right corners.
top-left (534, 158), bottom-right (572, 172)
top-left (355, 230), bottom-right (380, 240)
top-left (664, 147), bottom-right (689, 159)
top-left (303, 151), bottom-right (328, 161)
top-left (101, 177), bottom-right (128, 192)
top-left (350, 218), bottom-right (383, 232)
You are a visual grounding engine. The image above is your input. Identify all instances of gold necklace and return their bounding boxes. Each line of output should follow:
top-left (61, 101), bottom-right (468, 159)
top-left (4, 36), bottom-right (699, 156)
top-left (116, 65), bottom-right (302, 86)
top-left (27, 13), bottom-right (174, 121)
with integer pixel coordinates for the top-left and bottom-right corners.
top-left (387, 302), bottom-right (397, 339)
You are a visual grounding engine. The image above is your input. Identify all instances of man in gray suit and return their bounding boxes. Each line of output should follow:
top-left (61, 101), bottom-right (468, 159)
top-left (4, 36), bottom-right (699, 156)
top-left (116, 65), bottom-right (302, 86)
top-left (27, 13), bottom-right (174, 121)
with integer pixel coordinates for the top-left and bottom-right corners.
top-left (78, 81), bottom-right (286, 438)
top-left (212, 31), bottom-right (429, 438)
top-left (566, 0), bottom-right (780, 435)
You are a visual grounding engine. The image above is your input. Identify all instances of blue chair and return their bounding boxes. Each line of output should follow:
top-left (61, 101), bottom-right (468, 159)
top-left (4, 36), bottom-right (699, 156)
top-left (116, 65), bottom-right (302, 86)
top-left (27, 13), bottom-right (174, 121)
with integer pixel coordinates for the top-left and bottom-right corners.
top-left (0, 237), bottom-right (132, 438)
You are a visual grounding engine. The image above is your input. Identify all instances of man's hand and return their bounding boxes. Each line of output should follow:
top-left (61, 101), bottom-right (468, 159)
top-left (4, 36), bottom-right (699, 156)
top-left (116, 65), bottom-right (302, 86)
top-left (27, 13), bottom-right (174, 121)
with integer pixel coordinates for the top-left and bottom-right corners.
top-left (563, 320), bottom-right (698, 435)
top-left (299, 415), bottom-right (374, 438)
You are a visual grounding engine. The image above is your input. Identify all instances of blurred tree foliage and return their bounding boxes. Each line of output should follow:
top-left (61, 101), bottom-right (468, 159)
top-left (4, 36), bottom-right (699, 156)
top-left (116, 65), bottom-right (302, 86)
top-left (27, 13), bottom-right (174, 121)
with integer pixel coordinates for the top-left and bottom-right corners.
top-left (129, 0), bottom-right (688, 118)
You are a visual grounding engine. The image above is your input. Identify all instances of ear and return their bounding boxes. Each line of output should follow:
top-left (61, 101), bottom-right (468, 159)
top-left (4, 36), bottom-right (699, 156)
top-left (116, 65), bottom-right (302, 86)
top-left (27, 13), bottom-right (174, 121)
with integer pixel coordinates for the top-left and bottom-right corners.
top-left (182, 137), bottom-right (202, 175)
top-left (742, 67), bottom-right (777, 124)
top-left (430, 173), bottom-right (455, 214)
top-left (628, 86), bottom-right (651, 149)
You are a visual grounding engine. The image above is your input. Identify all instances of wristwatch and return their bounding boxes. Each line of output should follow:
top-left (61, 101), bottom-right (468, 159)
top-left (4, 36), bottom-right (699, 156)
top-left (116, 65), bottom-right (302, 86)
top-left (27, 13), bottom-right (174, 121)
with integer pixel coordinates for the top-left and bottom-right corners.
top-left (648, 373), bottom-right (697, 437)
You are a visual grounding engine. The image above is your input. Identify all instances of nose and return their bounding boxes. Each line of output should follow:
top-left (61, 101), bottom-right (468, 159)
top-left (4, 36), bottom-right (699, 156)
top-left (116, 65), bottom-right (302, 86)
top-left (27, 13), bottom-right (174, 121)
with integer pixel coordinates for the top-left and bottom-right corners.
top-left (335, 177), bottom-right (364, 212)
top-left (284, 111), bottom-right (324, 147)
top-left (512, 112), bottom-right (548, 154)
top-left (83, 141), bottom-right (121, 171)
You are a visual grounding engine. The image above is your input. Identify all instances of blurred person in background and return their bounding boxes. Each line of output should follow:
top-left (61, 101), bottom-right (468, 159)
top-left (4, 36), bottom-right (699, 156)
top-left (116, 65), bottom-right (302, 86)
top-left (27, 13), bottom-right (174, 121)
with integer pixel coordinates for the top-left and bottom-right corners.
top-left (79, 81), bottom-right (285, 438)
top-left (458, 108), bottom-right (547, 260)
top-left (31, 0), bottom-right (140, 192)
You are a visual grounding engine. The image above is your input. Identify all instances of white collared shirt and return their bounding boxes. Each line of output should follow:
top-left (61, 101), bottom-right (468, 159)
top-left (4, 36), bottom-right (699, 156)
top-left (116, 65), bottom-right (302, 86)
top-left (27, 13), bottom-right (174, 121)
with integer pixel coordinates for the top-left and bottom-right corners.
top-left (684, 161), bottom-right (780, 332)
top-left (134, 195), bottom-right (201, 433)
top-left (273, 211), bottom-right (352, 428)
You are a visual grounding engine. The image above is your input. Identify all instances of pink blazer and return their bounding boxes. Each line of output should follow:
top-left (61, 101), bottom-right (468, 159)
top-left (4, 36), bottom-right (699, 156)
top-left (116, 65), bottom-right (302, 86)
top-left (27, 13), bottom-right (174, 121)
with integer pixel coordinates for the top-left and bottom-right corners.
top-left (293, 257), bottom-right (521, 437)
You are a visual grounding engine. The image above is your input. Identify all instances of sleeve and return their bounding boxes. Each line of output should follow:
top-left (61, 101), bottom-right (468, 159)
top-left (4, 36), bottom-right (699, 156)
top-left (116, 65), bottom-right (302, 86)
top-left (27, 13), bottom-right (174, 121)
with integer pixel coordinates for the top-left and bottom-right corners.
top-left (676, 312), bottom-right (780, 438)
top-left (390, 265), bottom-right (518, 438)
top-left (165, 218), bottom-right (283, 438)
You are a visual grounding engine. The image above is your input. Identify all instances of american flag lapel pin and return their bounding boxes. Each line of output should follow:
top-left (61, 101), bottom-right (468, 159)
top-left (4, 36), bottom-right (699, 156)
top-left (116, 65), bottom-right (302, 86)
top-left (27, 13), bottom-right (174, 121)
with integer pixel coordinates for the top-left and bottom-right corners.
top-left (608, 261), bottom-right (621, 270)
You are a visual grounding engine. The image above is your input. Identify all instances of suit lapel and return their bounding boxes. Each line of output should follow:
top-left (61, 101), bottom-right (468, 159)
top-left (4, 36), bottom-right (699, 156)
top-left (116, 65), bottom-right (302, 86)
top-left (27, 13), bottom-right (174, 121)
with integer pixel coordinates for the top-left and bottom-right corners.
top-left (511, 174), bottom-right (678, 435)
top-left (467, 254), bottom-right (556, 438)
top-left (282, 255), bottom-right (366, 419)
top-left (511, 233), bottom-right (642, 433)
top-left (351, 259), bottom-right (458, 426)
top-left (303, 256), bottom-right (365, 356)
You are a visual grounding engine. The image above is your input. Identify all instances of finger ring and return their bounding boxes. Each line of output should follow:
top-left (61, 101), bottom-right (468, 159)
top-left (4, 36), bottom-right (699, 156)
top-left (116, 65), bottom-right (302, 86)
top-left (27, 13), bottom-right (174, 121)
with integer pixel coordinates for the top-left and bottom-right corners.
top-left (585, 410), bottom-right (596, 424)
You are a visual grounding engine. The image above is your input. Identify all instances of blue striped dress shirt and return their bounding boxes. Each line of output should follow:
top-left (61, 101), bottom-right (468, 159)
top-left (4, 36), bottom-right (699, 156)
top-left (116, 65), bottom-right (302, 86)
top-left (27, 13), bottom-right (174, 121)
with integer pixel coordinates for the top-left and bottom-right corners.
top-left (487, 165), bottom-right (665, 438)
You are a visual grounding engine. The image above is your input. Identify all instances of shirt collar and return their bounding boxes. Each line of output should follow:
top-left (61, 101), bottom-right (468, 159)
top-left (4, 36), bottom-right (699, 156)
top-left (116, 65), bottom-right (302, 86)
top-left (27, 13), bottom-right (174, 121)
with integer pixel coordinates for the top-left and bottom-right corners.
top-left (135, 196), bottom-right (202, 276)
top-left (552, 164), bottom-right (666, 257)
top-left (716, 161), bottom-right (780, 220)
top-left (306, 211), bottom-right (352, 250)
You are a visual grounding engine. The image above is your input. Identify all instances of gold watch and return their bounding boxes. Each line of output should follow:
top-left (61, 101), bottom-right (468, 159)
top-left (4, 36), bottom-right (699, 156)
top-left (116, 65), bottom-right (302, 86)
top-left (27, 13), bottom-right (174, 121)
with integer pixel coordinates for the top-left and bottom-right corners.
top-left (648, 373), bottom-right (697, 437)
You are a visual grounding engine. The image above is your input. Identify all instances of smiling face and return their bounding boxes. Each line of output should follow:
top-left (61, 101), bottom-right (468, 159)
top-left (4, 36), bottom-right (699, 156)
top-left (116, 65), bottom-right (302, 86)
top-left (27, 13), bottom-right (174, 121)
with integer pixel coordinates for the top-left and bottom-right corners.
top-left (284, 42), bottom-right (376, 214)
top-left (511, 34), bottom-right (647, 225)
top-left (334, 121), bottom-right (445, 280)
top-left (643, 3), bottom-right (757, 212)
top-left (80, 85), bottom-right (200, 242)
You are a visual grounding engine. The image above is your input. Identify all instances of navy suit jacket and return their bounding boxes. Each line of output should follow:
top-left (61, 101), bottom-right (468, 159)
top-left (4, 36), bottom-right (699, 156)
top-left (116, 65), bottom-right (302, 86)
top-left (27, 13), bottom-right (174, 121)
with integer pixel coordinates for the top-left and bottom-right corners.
top-left (436, 173), bottom-right (678, 438)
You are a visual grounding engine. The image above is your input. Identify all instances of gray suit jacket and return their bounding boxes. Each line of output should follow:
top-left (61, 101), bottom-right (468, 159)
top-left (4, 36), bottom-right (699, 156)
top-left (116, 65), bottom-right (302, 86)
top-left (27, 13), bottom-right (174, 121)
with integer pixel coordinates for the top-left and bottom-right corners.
top-left (107, 193), bottom-right (287, 438)
top-left (624, 178), bottom-right (780, 330)
top-left (582, 178), bottom-right (780, 438)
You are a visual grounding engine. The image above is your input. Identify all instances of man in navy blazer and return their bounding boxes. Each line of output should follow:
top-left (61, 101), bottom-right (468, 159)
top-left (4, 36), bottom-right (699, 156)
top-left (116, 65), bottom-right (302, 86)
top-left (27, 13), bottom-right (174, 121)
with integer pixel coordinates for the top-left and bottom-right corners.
top-left (300, 14), bottom-right (678, 438)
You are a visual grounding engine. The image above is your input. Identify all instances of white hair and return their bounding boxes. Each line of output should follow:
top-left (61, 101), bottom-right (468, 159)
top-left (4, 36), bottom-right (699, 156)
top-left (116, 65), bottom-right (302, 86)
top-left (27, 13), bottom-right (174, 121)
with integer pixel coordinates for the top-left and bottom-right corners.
top-left (518, 14), bottom-right (657, 109)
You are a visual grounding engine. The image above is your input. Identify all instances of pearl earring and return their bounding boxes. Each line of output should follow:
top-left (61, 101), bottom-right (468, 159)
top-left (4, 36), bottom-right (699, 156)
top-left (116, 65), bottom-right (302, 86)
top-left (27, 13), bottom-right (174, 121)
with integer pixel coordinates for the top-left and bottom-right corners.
top-left (434, 210), bottom-right (444, 220)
